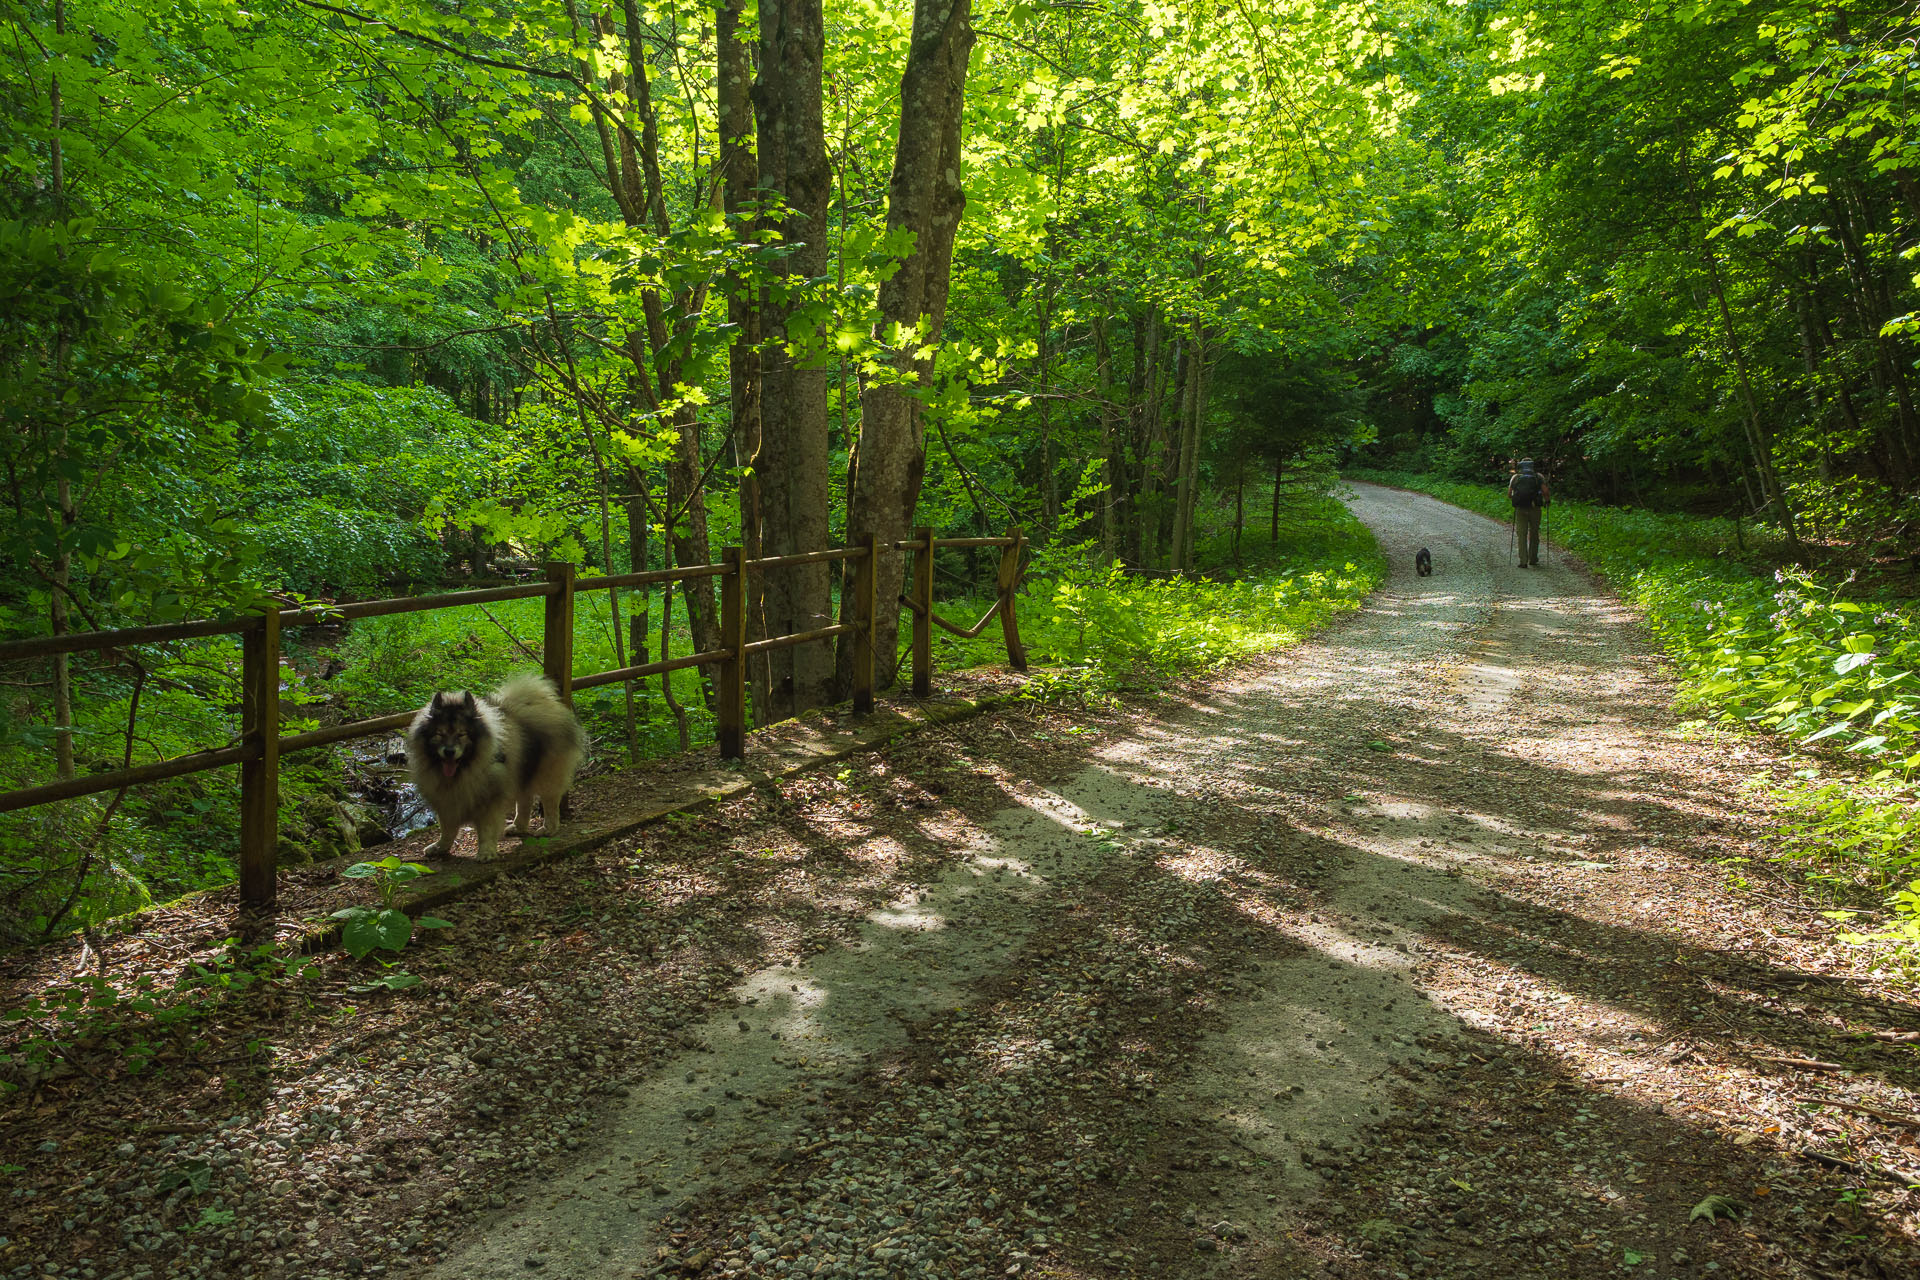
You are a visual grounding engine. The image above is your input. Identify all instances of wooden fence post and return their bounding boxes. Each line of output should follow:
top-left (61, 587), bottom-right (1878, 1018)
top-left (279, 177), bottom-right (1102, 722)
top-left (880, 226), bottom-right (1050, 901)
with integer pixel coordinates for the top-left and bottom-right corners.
top-left (239, 607), bottom-right (281, 909)
top-left (911, 525), bottom-right (935, 698)
top-left (543, 561), bottom-right (576, 702)
top-left (718, 546), bottom-right (748, 759)
top-left (998, 525), bottom-right (1028, 672)
top-left (851, 531), bottom-right (878, 714)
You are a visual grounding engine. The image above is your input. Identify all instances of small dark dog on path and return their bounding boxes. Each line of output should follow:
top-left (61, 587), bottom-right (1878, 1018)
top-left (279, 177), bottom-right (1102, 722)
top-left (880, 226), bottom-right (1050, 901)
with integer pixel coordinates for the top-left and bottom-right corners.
top-left (1415, 547), bottom-right (1433, 577)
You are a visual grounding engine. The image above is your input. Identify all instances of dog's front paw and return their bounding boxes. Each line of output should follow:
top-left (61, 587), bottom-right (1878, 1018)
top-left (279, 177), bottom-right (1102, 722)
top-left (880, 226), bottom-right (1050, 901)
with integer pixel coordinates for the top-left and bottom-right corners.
top-left (507, 824), bottom-right (533, 837)
top-left (426, 837), bottom-right (456, 857)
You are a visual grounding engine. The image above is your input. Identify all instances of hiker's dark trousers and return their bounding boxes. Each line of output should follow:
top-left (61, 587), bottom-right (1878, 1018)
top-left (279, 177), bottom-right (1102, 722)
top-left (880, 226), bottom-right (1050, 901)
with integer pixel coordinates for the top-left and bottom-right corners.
top-left (1515, 505), bottom-right (1541, 566)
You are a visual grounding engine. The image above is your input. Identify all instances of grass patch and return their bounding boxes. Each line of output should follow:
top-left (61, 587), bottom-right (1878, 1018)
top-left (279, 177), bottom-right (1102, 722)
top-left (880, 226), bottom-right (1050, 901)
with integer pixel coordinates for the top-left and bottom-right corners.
top-left (1352, 468), bottom-right (1920, 966)
top-left (933, 488), bottom-right (1385, 698)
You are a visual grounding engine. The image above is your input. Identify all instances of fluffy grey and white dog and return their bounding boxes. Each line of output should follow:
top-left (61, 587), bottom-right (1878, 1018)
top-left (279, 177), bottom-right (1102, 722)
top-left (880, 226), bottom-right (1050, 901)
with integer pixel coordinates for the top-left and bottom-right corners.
top-left (405, 674), bottom-right (585, 860)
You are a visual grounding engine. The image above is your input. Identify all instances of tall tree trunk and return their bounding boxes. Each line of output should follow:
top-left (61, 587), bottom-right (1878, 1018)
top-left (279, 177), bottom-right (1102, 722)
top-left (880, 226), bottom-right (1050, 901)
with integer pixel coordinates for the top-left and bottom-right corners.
top-left (1124, 309), bottom-right (1157, 568)
top-left (48, 0), bottom-right (74, 780)
top-left (1231, 469), bottom-right (1243, 566)
top-left (663, 398), bottom-right (722, 660)
top-left (626, 467), bottom-right (650, 681)
top-left (1157, 337), bottom-right (1188, 571)
top-left (1170, 331), bottom-right (1208, 575)
top-left (1091, 303), bottom-right (1121, 562)
top-left (840, 0), bottom-right (975, 692)
top-left (718, 0), bottom-right (768, 722)
top-left (1036, 274), bottom-right (1059, 528)
top-left (752, 0), bottom-right (835, 720)
top-left (1270, 454), bottom-right (1282, 544)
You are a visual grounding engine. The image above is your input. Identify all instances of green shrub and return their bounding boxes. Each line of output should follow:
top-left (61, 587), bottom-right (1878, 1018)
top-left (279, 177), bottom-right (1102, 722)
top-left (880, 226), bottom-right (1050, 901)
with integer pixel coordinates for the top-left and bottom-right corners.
top-left (927, 490), bottom-right (1384, 692)
top-left (255, 501), bottom-right (444, 598)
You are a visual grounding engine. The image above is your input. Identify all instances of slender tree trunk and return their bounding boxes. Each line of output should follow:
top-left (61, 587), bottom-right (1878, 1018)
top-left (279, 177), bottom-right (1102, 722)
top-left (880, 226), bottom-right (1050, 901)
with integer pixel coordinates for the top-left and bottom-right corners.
top-left (1700, 247), bottom-right (1798, 542)
top-left (718, 0), bottom-right (769, 723)
top-left (49, 0), bottom-right (73, 780)
top-left (663, 399), bottom-right (722, 661)
top-left (1091, 304), bottom-right (1120, 562)
top-left (1124, 309), bottom-right (1154, 568)
top-left (1232, 470), bottom-right (1243, 566)
top-left (1036, 275), bottom-right (1059, 528)
top-left (1812, 290), bottom-right (1894, 476)
top-left (841, 0), bottom-right (975, 691)
top-left (1270, 454), bottom-right (1282, 544)
top-left (1168, 341), bottom-right (1193, 574)
top-left (1153, 336), bottom-right (1185, 570)
top-left (626, 467), bottom-right (650, 682)
top-left (1827, 189), bottom-right (1919, 480)
top-left (753, 0), bottom-right (835, 719)
top-left (583, 6), bottom-right (721, 690)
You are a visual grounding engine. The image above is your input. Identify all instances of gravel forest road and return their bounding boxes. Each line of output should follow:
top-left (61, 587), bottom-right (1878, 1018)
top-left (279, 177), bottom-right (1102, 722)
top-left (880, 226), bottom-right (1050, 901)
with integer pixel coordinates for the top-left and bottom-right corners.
top-left (415, 482), bottom-right (1919, 1280)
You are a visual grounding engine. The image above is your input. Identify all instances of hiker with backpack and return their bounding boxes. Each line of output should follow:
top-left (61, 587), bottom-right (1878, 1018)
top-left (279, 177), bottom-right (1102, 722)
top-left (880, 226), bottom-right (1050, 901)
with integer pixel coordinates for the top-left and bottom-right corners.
top-left (1508, 458), bottom-right (1549, 568)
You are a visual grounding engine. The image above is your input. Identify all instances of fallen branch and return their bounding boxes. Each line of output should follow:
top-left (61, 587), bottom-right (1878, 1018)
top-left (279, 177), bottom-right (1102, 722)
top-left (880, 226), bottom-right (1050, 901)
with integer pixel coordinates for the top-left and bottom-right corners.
top-left (1803, 1096), bottom-right (1920, 1131)
top-left (1755, 1054), bottom-right (1849, 1072)
top-left (475, 604), bottom-right (542, 664)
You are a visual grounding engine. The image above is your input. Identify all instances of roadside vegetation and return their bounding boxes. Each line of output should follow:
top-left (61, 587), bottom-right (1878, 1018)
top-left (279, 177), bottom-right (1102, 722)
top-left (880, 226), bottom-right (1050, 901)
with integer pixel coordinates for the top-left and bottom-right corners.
top-left (1354, 470), bottom-right (1920, 961)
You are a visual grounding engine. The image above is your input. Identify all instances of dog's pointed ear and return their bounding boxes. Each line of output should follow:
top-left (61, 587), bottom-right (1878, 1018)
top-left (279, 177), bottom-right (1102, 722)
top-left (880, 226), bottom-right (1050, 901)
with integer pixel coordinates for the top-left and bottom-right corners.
top-left (459, 691), bottom-right (477, 709)
top-left (431, 691), bottom-right (448, 709)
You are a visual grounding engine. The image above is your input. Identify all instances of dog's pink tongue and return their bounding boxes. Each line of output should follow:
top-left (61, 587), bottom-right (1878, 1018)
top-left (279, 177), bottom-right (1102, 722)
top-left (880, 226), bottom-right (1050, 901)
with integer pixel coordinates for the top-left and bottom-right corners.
top-left (440, 761), bottom-right (458, 778)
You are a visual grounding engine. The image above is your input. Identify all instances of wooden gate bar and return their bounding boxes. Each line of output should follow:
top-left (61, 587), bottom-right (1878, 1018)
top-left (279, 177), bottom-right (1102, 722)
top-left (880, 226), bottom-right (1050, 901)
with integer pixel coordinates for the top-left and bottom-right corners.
top-left (898, 595), bottom-right (1003, 640)
top-left (279, 710), bottom-right (417, 756)
top-left (744, 623), bottom-right (856, 658)
top-left (542, 561), bottom-right (576, 703)
top-left (575, 562), bottom-right (729, 591)
top-left (850, 532), bottom-right (878, 715)
top-left (717, 546), bottom-right (748, 760)
top-left (287, 581), bottom-right (555, 627)
top-left (745, 546), bottom-right (868, 571)
top-left (997, 525), bottom-right (1028, 672)
top-left (572, 648), bottom-right (730, 692)
top-left (911, 525), bottom-right (935, 698)
top-left (0, 745), bottom-right (252, 814)
top-left (0, 615), bottom-right (249, 664)
top-left (239, 609), bottom-right (281, 908)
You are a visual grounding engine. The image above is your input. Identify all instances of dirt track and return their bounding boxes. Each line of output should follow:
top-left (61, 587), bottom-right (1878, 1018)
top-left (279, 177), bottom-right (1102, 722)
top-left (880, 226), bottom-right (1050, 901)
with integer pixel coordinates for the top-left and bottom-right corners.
top-left (417, 482), bottom-right (1920, 1280)
top-left (9, 482), bottom-right (1920, 1280)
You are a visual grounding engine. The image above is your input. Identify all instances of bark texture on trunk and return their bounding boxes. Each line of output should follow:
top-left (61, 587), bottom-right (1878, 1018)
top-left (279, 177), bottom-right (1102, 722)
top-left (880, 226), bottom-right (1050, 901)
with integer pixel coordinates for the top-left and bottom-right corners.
top-left (841, 0), bottom-right (975, 691)
top-left (1169, 330), bottom-right (1207, 575)
top-left (1091, 304), bottom-right (1121, 561)
top-left (752, 0), bottom-right (836, 719)
top-left (718, 0), bottom-right (767, 719)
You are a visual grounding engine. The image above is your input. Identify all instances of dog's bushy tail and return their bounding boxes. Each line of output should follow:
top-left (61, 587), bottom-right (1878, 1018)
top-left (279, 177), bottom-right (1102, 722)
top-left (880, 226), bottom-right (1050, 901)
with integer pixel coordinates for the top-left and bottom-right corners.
top-left (491, 674), bottom-right (586, 752)
top-left (492, 672), bottom-right (561, 713)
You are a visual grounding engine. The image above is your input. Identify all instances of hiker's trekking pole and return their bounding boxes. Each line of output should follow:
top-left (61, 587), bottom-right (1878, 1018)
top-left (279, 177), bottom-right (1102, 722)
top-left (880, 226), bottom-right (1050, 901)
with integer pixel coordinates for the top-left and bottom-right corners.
top-left (1508, 516), bottom-right (1515, 562)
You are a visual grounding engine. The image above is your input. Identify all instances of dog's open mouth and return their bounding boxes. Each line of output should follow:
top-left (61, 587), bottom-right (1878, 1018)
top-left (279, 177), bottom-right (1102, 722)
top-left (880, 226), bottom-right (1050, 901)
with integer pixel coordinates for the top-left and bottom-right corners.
top-left (440, 760), bottom-right (460, 778)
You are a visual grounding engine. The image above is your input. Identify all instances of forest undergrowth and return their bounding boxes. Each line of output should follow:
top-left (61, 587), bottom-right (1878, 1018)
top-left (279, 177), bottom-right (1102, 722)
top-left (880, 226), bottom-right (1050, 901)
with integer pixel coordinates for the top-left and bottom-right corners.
top-left (1354, 469), bottom-right (1920, 969)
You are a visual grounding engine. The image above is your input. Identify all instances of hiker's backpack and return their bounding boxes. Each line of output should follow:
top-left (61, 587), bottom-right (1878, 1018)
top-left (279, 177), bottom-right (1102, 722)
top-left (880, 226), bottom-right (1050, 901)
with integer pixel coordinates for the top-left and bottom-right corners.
top-left (1511, 472), bottom-right (1543, 507)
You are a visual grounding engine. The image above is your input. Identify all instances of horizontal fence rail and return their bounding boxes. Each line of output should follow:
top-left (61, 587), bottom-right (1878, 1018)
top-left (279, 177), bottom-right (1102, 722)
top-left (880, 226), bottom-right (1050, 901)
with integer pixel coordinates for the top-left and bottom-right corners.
top-left (0, 528), bottom-right (1025, 908)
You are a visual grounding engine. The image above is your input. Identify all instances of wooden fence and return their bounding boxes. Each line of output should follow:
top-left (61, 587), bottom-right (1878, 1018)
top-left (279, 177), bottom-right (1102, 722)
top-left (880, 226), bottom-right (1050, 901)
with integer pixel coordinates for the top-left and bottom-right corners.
top-left (0, 527), bottom-right (1027, 908)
